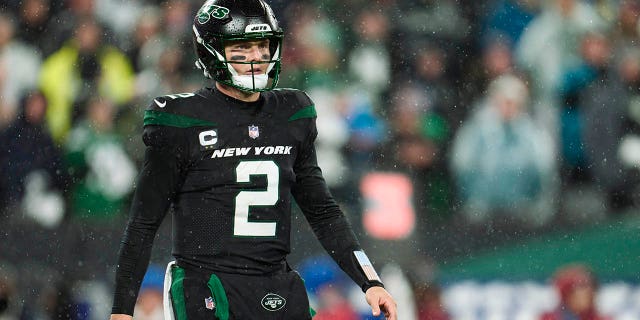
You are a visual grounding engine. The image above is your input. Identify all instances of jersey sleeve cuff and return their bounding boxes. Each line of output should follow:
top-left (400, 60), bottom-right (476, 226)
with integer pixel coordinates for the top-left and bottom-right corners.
top-left (361, 280), bottom-right (385, 293)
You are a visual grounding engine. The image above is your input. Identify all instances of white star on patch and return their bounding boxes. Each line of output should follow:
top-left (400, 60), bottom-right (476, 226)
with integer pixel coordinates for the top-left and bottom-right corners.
top-left (248, 125), bottom-right (260, 139)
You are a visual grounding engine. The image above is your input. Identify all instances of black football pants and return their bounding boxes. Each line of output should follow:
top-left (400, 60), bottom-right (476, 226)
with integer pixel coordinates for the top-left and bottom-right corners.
top-left (168, 264), bottom-right (313, 320)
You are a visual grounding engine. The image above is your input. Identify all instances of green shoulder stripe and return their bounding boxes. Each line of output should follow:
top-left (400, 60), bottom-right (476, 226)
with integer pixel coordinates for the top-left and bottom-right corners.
top-left (144, 110), bottom-right (216, 128)
top-left (288, 105), bottom-right (316, 122)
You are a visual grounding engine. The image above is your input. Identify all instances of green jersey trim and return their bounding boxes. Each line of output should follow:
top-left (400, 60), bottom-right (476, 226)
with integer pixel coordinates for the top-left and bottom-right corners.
top-left (207, 274), bottom-right (230, 320)
top-left (144, 110), bottom-right (217, 128)
top-left (287, 105), bottom-right (316, 122)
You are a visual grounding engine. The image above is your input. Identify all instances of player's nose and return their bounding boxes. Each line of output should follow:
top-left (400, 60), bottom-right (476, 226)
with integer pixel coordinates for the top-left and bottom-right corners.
top-left (247, 46), bottom-right (264, 61)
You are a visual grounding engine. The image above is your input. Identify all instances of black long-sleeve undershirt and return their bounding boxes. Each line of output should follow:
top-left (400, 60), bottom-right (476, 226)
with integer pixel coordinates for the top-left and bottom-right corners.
top-left (291, 124), bottom-right (384, 293)
top-left (112, 129), bottom-right (186, 315)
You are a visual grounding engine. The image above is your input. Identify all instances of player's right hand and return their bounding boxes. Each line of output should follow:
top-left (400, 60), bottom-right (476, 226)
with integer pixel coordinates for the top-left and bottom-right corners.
top-left (365, 286), bottom-right (397, 320)
top-left (110, 314), bottom-right (133, 320)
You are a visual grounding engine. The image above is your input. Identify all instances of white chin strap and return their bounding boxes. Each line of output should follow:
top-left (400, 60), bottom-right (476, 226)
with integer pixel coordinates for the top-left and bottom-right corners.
top-left (229, 68), bottom-right (269, 90)
top-left (213, 45), bottom-right (280, 91)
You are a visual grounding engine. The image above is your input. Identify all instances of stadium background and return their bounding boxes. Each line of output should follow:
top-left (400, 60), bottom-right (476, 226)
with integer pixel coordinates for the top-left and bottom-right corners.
top-left (1, 0), bottom-right (640, 319)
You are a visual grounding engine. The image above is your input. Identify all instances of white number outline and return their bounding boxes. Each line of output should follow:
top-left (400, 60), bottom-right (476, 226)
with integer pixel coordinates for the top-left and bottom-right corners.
top-left (165, 93), bottom-right (195, 99)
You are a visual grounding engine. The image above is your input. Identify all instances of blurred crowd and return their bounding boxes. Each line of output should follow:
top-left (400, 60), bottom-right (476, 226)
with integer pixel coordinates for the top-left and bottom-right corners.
top-left (1, 0), bottom-right (639, 319)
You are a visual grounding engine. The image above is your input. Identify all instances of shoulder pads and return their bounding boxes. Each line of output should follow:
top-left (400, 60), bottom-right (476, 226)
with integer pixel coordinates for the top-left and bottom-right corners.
top-left (146, 92), bottom-right (198, 112)
top-left (272, 88), bottom-right (316, 122)
top-left (143, 93), bottom-right (216, 128)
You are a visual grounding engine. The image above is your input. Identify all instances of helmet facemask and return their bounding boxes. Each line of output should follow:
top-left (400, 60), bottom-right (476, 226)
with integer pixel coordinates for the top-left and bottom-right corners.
top-left (193, 26), bottom-right (282, 93)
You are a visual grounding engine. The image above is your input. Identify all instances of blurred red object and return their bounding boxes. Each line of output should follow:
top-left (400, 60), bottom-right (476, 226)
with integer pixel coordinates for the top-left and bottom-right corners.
top-left (360, 172), bottom-right (415, 240)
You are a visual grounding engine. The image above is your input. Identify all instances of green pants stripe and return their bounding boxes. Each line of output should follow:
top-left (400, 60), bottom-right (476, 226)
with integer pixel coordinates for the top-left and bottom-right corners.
top-left (170, 266), bottom-right (231, 320)
top-left (170, 266), bottom-right (188, 320)
top-left (207, 274), bottom-right (230, 320)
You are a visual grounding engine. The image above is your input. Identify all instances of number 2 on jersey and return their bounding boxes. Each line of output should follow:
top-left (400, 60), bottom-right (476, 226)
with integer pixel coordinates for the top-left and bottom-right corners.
top-left (234, 161), bottom-right (278, 236)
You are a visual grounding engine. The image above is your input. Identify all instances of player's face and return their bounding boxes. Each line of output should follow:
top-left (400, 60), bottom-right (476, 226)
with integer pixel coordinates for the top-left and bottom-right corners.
top-left (224, 39), bottom-right (271, 75)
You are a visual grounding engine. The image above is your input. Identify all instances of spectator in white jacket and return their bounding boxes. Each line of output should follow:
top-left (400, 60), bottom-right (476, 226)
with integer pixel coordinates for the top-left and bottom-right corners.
top-left (450, 74), bottom-right (557, 226)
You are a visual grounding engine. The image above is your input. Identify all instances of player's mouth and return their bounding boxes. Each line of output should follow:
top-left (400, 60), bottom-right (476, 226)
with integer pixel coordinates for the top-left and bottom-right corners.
top-left (247, 68), bottom-right (263, 75)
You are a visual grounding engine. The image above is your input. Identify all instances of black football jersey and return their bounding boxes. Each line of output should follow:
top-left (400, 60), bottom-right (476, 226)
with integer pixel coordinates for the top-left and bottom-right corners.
top-left (112, 87), bottom-right (382, 315)
top-left (145, 87), bottom-right (319, 272)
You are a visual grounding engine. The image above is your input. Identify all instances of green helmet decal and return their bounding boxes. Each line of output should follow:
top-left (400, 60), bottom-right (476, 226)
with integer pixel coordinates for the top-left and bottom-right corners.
top-left (197, 2), bottom-right (230, 24)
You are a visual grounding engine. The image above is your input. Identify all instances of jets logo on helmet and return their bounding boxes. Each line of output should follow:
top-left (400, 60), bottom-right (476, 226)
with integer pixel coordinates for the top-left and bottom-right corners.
top-left (192, 0), bottom-right (283, 92)
top-left (196, 2), bottom-right (230, 24)
top-left (246, 24), bottom-right (271, 33)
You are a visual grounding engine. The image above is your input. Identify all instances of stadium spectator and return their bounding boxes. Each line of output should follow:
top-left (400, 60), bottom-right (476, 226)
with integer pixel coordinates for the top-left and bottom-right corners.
top-left (94, 0), bottom-right (142, 44)
top-left (516, 0), bottom-right (605, 101)
top-left (64, 96), bottom-right (136, 220)
top-left (277, 2), bottom-right (342, 90)
top-left (123, 6), bottom-right (164, 74)
top-left (0, 90), bottom-right (66, 221)
top-left (39, 17), bottom-right (134, 142)
top-left (610, 0), bottom-right (640, 53)
top-left (379, 83), bottom-right (451, 220)
top-left (557, 31), bottom-right (612, 184)
top-left (158, 0), bottom-right (192, 42)
top-left (582, 46), bottom-right (640, 212)
top-left (450, 74), bottom-right (556, 226)
top-left (481, 39), bottom-right (516, 81)
top-left (342, 90), bottom-right (387, 181)
top-left (411, 43), bottom-right (458, 130)
top-left (63, 96), bottom-right (136, 279)
top-left (461, 37), bottom-right (517, 123)
top-left (44, 0), bottom-right (97, 54)
top-left (393, 0), bottom-right (470, 68)
top-left (346, 8), bottom-right (392, 102)
top-left (0, 12), bottom-right (42, 126)
top-left (515, 0), bottom-right (605, 151)
top-left (541, 264), bottom-right (611, 320)
top-left (479, 0), bottom-right (540, 48)
top-left (286, 5), bottom-right (362, 187)
top-left (137, 44), bottom-right (195, 101)
top-left (14, 0), bottom-right (53, 56)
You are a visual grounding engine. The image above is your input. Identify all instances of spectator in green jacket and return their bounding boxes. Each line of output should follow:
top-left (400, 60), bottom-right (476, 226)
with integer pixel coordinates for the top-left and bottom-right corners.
top-left (64, 96), bottom-right (136, 219)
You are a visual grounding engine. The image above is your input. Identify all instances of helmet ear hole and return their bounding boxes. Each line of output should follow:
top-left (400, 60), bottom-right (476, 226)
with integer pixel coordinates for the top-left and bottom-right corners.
top-left (215, 68), bottom-right (227, 80)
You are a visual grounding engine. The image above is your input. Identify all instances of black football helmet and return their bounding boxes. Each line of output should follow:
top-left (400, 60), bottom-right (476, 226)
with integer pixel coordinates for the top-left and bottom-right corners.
top-left (192, 0), bottom-right (283, 92)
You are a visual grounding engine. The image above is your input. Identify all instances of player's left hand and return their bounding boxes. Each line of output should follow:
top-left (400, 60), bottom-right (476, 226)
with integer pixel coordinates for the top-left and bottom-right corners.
top-left (365, 286), bottom-right (397, 320)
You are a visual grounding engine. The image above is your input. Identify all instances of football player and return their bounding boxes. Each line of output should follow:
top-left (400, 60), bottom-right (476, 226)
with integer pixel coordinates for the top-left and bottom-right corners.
top-left (110, 0), bottom-right (397, 319)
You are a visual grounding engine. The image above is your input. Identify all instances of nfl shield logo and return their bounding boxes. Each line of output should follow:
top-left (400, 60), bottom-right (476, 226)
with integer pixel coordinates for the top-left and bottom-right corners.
top-left (205, 296), bottom-right (215, 310)
top-left (248, 125), bottom-right (260, 139)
